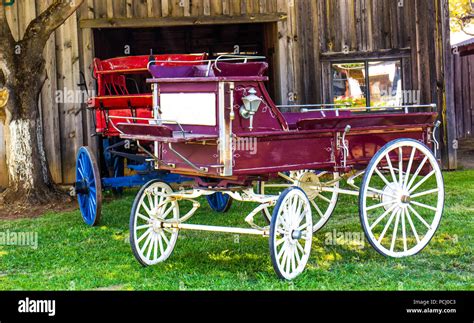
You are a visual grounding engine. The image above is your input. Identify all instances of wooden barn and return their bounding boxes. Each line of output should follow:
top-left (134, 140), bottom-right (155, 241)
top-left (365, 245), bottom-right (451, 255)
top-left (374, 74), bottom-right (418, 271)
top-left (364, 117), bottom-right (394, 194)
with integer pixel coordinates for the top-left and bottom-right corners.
top-left (0, 0), bottom-right (457, 188)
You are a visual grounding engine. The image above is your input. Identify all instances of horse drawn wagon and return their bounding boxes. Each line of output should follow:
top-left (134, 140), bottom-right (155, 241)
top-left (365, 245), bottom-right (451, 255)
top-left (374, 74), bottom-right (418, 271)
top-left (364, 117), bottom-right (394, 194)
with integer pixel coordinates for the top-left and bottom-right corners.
top-left (81, 54), bottom-right (444, 280)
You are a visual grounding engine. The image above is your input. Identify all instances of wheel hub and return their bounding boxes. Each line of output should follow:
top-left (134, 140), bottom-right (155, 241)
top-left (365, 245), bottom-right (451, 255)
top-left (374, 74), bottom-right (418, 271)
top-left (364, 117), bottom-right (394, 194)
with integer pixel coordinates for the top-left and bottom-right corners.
top-left (296, 172), bottom-right (320, 200)
top-left (152, 220), bottom-right (163, 233)
top-left (291, 230), bottom-right (302, 240)
top-left (75, 180), bottom-right (89, 195)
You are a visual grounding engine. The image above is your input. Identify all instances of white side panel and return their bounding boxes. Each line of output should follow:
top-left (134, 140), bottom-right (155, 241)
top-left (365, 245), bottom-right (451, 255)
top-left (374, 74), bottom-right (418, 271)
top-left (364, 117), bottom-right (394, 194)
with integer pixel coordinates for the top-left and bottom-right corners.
top-left (160, 93), bottom-right (216, 126)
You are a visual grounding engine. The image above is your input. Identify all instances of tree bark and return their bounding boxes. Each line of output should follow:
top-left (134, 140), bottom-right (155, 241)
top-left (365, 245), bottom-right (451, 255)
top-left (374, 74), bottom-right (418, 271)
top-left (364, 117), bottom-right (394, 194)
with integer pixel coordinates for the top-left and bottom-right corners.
top-left (0, 0), bottom-right (84, 205)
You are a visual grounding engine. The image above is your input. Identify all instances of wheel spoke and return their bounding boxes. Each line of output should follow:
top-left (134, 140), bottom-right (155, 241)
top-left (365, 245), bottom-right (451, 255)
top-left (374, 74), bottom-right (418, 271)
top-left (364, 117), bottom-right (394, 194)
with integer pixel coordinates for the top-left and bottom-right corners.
top-left (153, 233), bottom-right (158, 260)
top-left (310, 199), bottom-right (324, 218)
top-left (159, 231), bottom-right (170, 246)
top-left (146, 193), bottom-right (155, 213)
top-left (406, 156), bottom-right (428, 190)
top-left (136, 223), bottom-right (152, 230)
top-left (296, 240), bottom-right (305, 254)
top-left (367, 199), bottom-right (396, 211)
top-left (275, 237), bottom-right (286, 247)
top-left (398, 147), bottom-right (404, 186)
top-left (146, 234), bottom-right (155, 260)
top-left (141, 201), bottom-right (153, 217)
top-left (405, 208), bottom-right (420, 243)
top-left (401, 208), bottom-right (408, 252)
top-left (390, 209), bottom-right (401, 252)
top-left (385, 153), bottom-right (398, 184)
top-left (297, 222), bottom-right (310, 231)
top-left (407, 204), bottom-right (432, 229)
top-left (370, 203), bottom-right (398, 230)
top-left (161, 203), bottom-right (175, 219)
top-left (140, 232), bottom-right (154, 255)
top-left (158, 233), bottom-right (164, 255)
top-left (277, 241), bottom-right (287, 259)
top-left (409, 170), bottom-right (435, 194)
top-left (375, 168), bottom-right (392, 187)
top-left (316, 193), bottom-right (332, 204)
top-left (403, 147), bottom-right (417, 189)
top-left (411, 188), bottom-right (439, 199)
top-left (137, 228), bottom-right (152, 244)
top-left (285, 248), bottom-right (292, 274)
top-left (137, 213), bottom-right (151, 222)
top-left (410, 200), bottom-right (437, 212)
top-left (377, 208), bottom-right (399, 243)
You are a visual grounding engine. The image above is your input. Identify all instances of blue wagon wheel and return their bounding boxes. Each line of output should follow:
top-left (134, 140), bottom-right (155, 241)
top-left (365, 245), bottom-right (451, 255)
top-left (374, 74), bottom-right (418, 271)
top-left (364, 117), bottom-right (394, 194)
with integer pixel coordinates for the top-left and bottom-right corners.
top-left (206, 192), bottom-right (232, 213)
top-left (75, 146), bottom-right (102, 226)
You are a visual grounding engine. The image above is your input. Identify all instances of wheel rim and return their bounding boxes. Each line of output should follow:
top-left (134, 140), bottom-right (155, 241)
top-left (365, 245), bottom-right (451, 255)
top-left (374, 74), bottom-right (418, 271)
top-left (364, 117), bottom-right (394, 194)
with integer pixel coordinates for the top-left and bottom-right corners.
top-left (130, 181), bottom-right (179, 266)
top-left (206, 192), bottom-right (232, 212)
top-left (360, 139), bottom-right (444, 257)
top-left (76, 147), bottom-right (102, 226)
top-left (270, 188), bottom-right (313, 280)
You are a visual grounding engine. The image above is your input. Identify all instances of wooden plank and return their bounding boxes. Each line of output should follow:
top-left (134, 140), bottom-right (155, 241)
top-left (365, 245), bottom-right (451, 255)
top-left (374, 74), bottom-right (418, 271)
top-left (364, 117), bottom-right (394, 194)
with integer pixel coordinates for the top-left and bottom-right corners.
top-left (152, 0), bottom-right (162, 17)
top-left (93, 0), bottom-right (107, 19)
top-left (112, 0), bottom-right (128, 18)
top-left (211, 0), bottom-right (223, 15)
top-left (37, 0), bottom-right (63, 184)
top-left (79, 0), bottom-right (98, 159)
top-left (453, 55), bottom-right (463, 138)
top-left (106, 0), bottom-right (114, 18)
top-left (275, 0), bottom-right (289, 105)
top-left (161, 0), bottom-right (170, 17)
top-left (230, 0), bottom-right (241, 16)
top-left (184, 0), bottom-right (191, 16)
top-left (439, 0), bottom-right (457, 169)
top-left (126, 0), bottom-right (133, 17)
top-left (470, 56), bottom-right (474, 137)
top-left (169, 0), bottom-right (184, 17)
top-left (461, 56), bottom-right (471, 137)
top-left (135, 0), bottom-right (148, 18)
top-left (203, 0), bottom-right (211, 15)
top-left (259, 0), bottom-right (267, 14)
top-left (56, 13), bottom-right (84, 184)
top-left (191, 0), bottom-right (202, 16)
top-left (79, 13), bottom-right (286, 28)
top-left (221, 0), bottom-right (230, 15)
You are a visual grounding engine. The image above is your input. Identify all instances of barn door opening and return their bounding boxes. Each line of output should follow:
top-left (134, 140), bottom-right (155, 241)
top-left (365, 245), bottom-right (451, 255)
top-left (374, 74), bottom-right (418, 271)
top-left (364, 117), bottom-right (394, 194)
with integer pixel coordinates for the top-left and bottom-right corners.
top-left (93, 23), bottom-right (278, 98)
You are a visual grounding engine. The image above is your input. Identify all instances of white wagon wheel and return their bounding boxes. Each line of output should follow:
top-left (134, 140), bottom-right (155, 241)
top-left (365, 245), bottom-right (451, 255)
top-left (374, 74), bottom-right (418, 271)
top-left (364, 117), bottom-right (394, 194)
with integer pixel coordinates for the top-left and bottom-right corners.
top-left (130, 180), bottom-right (179, 266)
top-left (260, 171), bottom-right (339, 232)
top-left (269, 187), bottom-right (313, 280)
top-left (359, 139), bottom-right (444, 258)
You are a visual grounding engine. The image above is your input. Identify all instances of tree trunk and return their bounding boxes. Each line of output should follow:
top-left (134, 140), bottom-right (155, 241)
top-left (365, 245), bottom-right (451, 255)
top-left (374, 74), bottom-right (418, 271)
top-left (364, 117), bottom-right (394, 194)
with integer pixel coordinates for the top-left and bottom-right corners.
top-left (1, 60), bottom-right (60, 205)
top-left (0, 1), bottom-right (84, 206)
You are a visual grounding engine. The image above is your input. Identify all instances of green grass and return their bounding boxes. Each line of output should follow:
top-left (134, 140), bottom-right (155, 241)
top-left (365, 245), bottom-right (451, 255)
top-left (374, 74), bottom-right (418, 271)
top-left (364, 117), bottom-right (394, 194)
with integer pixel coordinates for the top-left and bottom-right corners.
top-left (0, 171), bottom-right (472, 291)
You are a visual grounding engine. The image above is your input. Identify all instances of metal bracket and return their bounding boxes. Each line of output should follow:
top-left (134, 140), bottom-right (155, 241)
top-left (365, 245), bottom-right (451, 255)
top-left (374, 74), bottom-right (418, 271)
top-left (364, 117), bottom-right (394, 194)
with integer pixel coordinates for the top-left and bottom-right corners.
top-left (342, 125), bottom-right (351, 168)
top-left (432, 120), bottom-right (441, 159)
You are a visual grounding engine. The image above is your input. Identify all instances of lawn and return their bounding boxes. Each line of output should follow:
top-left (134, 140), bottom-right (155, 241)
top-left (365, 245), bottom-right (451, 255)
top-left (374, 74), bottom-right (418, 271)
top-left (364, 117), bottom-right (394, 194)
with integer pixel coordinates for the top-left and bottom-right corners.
top-left (0, 170), bottom-right (472, 291)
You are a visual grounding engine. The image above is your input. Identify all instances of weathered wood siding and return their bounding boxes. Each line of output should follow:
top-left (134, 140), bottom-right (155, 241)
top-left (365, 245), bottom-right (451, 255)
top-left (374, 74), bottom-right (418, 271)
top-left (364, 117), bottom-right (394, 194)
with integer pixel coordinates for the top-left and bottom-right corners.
top-left (0, 0), bottom-right (455, 187)
top-left (454, 52), bottom-right (474, 139)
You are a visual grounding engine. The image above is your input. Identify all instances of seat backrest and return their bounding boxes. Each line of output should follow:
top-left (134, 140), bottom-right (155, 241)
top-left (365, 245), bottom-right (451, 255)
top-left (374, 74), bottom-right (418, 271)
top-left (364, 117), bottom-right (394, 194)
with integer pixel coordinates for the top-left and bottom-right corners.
top-left (213, 62), bottom-right (268, 77)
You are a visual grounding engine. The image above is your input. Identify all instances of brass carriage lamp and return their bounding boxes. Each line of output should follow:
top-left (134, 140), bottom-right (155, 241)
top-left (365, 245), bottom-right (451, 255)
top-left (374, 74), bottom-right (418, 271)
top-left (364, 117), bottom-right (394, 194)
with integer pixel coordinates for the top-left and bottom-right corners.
top-left (240, 88), bottom-right (262, 131)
